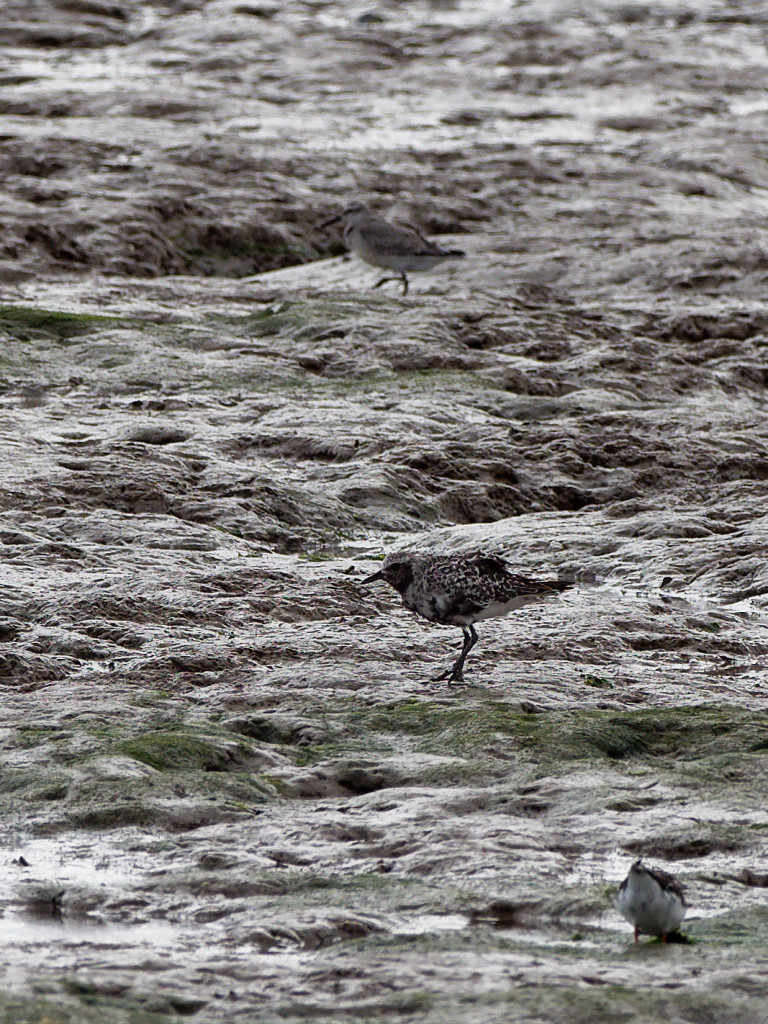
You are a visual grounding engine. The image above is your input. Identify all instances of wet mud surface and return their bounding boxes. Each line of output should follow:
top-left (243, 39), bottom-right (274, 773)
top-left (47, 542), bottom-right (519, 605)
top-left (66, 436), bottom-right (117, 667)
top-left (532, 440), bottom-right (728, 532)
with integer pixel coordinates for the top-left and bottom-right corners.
top-left (2, 1), bottom-right (768, 1021)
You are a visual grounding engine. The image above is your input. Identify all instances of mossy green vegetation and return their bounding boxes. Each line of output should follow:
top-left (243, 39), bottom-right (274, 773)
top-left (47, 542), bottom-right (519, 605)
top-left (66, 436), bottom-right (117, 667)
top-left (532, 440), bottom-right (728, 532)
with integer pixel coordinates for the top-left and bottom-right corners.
top-left (173, 230), bottom-right (319, 275)
top-left (449, 982), bottom-right (768, 1024)
top-left (117, 731), bottom-right (248, 772)
top-left (0, 305), bottom-right (128, 342)
top-left (273, 988), bottom-right (434, 1021)
top-left (0, 767), bottom-right (69, 802)
top-left (687, 904), bottom-right (768, 948)
top-left (0, 991), bottom-right (179, 1024)
top-left (208, 296), bottom-right (379, 335)
top-left (345, 699), bottom-right (768, 767)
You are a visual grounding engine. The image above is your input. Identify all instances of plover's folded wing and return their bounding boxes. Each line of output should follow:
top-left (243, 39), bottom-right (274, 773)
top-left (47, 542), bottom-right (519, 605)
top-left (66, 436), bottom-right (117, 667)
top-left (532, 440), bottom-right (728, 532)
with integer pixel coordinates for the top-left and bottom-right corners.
top-left (393, 219), bottom-right (433, 245)
top-left (470, 554), bottom-right (513, 577)
top-left (357, 218), bottom-right (456, 258)
top-left (467, 555), bottom-right (572, 590)
top-left (392, 220), bottom-right (464, 256)
top-left (645, 866), bottom-right (687, 902)
top-left (499, 576), bottom-right (572, 605)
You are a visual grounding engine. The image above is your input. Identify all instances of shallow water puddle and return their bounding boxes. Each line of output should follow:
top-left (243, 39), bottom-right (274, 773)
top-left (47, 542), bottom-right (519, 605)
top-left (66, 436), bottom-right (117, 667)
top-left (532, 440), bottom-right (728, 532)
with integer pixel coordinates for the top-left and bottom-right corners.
top-left (0, 916), bottom-right (180, 949)
top-left (3, 836), bottom-right (146, 890)
top-left (389, 912), bottom-right (469, 936)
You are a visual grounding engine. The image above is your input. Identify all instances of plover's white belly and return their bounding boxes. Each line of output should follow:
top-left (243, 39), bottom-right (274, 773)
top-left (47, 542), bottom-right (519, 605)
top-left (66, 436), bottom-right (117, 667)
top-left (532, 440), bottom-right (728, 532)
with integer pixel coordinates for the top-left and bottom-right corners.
top-left (406, 592), bottom-right (540, 625)
top-left (471, 595), bottom-right (540, 622)
top-left (617, 882), bottom-right (685, 936)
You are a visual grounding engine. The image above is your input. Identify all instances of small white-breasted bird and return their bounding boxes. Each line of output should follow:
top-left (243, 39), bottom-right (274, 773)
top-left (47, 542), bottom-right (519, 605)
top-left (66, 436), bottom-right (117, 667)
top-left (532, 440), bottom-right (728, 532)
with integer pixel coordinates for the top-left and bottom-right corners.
top-left (321, 202), bottom-right (465, 295)
top-left (616, 860), bottom-right (687, 942)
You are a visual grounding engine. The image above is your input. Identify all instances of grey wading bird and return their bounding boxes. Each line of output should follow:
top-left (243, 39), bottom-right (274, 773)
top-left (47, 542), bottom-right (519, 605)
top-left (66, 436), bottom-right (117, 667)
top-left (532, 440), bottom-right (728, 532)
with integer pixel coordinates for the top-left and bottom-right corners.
top-left (362, 552), bottom-right (573, 683)
top-left (321, 202), bottom-right (465, 295)
top-left (616, 860), bottom-right (687, 942)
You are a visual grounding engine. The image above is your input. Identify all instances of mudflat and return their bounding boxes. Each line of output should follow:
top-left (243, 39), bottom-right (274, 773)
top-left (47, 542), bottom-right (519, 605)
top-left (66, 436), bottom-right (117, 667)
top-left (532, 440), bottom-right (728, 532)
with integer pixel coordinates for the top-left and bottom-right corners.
top-left (1, 2), bottom-right (768, 1022)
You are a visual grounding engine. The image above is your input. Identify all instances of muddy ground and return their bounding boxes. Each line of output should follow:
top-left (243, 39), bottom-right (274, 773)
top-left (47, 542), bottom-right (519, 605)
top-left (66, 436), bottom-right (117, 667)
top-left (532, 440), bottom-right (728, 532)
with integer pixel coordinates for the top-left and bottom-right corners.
top-left (2, 0), bottom-right (768, 1021)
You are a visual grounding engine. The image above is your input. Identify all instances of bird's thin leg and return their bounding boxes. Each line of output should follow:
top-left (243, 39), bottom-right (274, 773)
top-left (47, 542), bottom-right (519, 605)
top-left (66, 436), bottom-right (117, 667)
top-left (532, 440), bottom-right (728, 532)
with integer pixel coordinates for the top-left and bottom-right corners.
top-left (434, 624), bottom-right (478, 684)
top-left (372, 273), bottom-right (409, 296)
top-left (634, 926), bottom-right (639, 943)
top-left (661, 931), bottom-right (667, 944)
top-left (373, 275), bottom-right (399, 290)
top-left (433, 626), bottom-right (472, 683)
top-left (450, 623), bottom-right (478, 682)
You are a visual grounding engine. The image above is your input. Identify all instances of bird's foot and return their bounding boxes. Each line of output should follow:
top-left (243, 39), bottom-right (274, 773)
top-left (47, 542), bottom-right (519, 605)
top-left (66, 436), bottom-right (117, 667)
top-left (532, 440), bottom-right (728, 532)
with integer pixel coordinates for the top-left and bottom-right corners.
top-left (432, 667), bottom-right (465, 684)
top-left (372, 275), bottom-right (409, 296)
top-left (373, 276), bottom-right (398, 290)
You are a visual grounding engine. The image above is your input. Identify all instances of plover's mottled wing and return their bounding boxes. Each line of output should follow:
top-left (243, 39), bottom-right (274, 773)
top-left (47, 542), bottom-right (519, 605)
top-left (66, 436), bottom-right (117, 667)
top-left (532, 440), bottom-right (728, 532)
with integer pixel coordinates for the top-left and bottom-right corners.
top-left (644, 866), bottom-right (688, 903)
top-left (503, 574), bottom-right (573, 595)
top-left (470, 554), bottom-right (513, 577)
top-left (466, 555), bottom-right (573, 597)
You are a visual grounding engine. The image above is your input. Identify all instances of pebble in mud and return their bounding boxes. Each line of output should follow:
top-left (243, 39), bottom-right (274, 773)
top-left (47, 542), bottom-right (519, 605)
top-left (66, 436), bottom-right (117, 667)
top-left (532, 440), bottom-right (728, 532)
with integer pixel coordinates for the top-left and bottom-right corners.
top-left (361, 552), bottom-right (573, 682)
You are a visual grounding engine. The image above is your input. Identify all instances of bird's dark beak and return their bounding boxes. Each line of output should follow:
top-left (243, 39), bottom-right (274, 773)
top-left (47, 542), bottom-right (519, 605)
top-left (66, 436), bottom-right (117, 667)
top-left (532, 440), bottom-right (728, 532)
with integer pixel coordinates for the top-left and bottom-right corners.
top-left (361, 569), bottom-right (384, 584)
top-left (320, 213), bottom-right (342, 229)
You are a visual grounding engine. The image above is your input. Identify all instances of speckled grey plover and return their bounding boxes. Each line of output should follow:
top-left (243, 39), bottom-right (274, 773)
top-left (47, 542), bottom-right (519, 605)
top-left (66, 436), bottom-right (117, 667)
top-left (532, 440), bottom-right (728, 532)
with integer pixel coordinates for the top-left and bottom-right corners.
top-left (320, 202), bottom-right (465, 295)
top-left (361, 552), bottom-right (573, 683)
top-left (616, 860), bottom-right (687, 942)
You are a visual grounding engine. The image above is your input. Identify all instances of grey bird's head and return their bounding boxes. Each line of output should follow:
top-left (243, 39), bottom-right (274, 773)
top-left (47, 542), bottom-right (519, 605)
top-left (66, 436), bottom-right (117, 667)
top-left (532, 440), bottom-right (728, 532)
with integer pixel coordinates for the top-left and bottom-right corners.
top-left (320, 201), bottom-right (370, 230)
top-left (361, 553), bottom-right (415, 594)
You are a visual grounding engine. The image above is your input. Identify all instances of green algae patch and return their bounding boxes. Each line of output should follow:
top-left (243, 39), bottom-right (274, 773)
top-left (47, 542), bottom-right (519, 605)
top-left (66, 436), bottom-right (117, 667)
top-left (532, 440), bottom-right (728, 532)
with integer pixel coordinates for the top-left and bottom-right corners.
top-left (62, 979), bottom-right (205, 1018)
top-left (350, 699), bottom-right (768, 768)
top-left (61, 773), bottom-right (274, 831)
top-left (274, 989), bottom-right (433, 1021)
top-left (686, 904), bottom-right (768, 948)
top-left (573, 705), bottom-right (768, 763)
top-left (257, 869), bottom-right (442, 917)
top-left (0, 991), bottom-right (179, 1024)
top-left (117, 731), bottom-right (251, 772)
top-left (453, 982), bottom-right (768, 1024)
top-left (213, 298), bottom-right (349, 340)
top-left (0, 768), bottom-right (71, 808)
top-left (6, 731), bottom-right (290, 828)
top-left (0, 305), bottom-right (128, 342)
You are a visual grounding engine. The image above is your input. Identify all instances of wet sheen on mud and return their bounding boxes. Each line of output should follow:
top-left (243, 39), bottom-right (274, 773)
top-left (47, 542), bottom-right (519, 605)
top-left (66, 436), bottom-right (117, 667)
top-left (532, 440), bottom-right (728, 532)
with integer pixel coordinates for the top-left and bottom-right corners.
top-left (2, 1), bottom-right (768, 1022)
